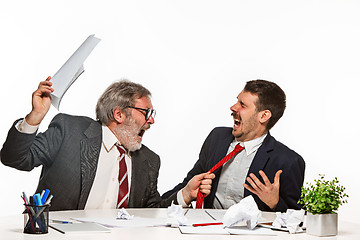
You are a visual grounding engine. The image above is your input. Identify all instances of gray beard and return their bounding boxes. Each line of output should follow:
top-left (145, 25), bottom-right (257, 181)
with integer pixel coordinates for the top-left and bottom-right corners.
top-left (114, 118), bottom-right (142, 152)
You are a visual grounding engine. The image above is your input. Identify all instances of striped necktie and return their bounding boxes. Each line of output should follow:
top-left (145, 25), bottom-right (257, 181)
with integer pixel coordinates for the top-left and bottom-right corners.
top-left (115, 144), bottom-right (129, 208)
top-left (196, 144), bottom-right (245, 209)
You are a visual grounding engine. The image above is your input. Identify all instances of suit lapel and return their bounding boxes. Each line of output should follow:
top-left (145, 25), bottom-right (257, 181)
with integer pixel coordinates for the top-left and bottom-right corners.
top-left (211, 133), bottom-right (235, 173)
top-left (78, 121), bottom-right (102, 209)
top-left (244, 133), bottom-right (275, 196)
top-left (128, 149), bottom-right (147, 207)
top-left (206, 129), bottom-right (234, 207)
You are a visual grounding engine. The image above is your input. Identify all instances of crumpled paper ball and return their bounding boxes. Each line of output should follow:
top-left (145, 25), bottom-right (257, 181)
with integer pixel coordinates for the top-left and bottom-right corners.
top-left (272, 209), bottom-right (305, 233)
top-left (167, 202), bottom-right (187, 227)
top-left (117, 208), bottom-right (134, 220)
top-left (222, 195), bottom-right (261, 229)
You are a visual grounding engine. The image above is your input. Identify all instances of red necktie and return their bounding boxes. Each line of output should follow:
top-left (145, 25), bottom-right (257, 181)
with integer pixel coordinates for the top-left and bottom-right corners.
top-left (195, 144), bottom-right (245, 209)
top-left (116, 144), bottom-right (129, 208)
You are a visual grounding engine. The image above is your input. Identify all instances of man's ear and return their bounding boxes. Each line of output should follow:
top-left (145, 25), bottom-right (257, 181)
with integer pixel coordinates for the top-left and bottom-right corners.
top-left (259, 110), bottom-right (272, 124)
top-left (113, 107), bottom-right (126, 124)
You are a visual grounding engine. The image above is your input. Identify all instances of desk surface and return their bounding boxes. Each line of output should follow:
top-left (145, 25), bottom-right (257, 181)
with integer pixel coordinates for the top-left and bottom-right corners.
top-left (0, 208), bottom-right (359, 240)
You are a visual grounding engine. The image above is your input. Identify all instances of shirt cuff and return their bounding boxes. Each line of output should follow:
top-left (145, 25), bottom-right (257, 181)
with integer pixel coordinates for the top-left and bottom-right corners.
top-left (177, 189), bottom-right (191, 207)
top-left (15, 118), bottom-right (39, 134)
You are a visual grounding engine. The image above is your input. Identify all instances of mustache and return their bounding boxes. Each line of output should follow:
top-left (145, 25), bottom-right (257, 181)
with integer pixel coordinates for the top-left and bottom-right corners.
top-left (141, 123), bottom-right (151, 131)
top-left (231, 112), bottom-right (240, 119)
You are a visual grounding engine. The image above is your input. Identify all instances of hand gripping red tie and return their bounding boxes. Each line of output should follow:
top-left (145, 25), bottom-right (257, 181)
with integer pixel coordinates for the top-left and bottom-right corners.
top-left (195, 144), bottom-right (245, 209)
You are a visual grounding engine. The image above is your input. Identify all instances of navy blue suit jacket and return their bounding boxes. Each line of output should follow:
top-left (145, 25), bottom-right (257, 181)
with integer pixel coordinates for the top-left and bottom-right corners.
top-left (162, 127), bottom-right (305, 212)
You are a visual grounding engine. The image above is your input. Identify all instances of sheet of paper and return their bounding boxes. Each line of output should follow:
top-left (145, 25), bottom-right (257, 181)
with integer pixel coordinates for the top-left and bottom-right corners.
top-left (50, 34), bottom-right (101, 110)
top-left (205, 209), bottom-right (227, 220)
top-left (179, 225), bottom-right (277, 235)
top-left (50, 222), bottom-right (111, 234)
top-left (226, 226), bottom-right (277, 235)
top-left (183, 209), bottom-right (218, 225)
top-left (179, 225), bottom-right (229, 235)
top-left (72, 216), bottom-right (169, 228)
top-left (179, 209), bottom-right (278, 235)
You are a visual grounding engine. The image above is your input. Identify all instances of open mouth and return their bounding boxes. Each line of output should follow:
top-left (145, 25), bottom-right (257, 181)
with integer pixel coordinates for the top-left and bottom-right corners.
top-left (138, 129), bottom-right (145, 137)
top-left (234, 119), bottom-right (241, 127)
top-left (231, 112), bottom-right (241, 127)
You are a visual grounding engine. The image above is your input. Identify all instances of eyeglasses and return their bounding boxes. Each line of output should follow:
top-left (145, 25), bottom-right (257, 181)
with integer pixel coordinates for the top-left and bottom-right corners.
top-left (125, 106), bottom-right (156, 121)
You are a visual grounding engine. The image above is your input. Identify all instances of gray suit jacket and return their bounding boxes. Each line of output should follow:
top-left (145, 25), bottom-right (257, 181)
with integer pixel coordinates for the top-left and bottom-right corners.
top-left (1, 114), bottom-right (173, 210)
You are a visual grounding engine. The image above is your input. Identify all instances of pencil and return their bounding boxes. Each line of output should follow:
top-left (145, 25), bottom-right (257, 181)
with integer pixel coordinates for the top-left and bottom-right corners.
top-left (193, 222), bottom-right (223, 227)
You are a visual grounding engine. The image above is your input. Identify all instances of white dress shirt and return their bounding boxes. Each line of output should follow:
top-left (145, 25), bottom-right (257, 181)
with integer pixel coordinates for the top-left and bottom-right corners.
top-left (177, 134), bottom-right (267, 208)
top-left (16, 119), bottom-right (132, 209)
top-left (213, 134), bottom-right (267, 209)
top-left (85, 125), bottom-right (132, 209)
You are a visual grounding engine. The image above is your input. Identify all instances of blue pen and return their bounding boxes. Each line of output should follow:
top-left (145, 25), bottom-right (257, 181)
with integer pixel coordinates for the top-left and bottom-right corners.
top-left (52, 220), bottom-right (73, 224)
top-left (32, 193), bottom-right (46, 232)
top-left (34, 193), bottom-right (42, 206)
top-left (41, 189), bottom-right (50, 205)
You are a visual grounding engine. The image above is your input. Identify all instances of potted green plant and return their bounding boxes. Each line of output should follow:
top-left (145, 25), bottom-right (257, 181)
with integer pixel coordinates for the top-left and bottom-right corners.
top-left (298, 174), bottom-right (348, 237)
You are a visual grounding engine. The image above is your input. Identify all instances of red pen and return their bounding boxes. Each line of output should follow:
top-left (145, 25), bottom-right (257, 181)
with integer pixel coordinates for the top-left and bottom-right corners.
top-left (193, 222), bottom-right (223, 227)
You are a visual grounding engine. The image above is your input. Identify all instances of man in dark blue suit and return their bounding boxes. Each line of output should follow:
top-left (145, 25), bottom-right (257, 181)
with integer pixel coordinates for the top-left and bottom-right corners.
top-left (162, 80), bottom-right (305, 212)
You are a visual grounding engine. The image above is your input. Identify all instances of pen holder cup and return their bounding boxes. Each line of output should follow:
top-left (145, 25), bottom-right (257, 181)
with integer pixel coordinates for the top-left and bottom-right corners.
top-left (23, 204), bottom-right (50, 234)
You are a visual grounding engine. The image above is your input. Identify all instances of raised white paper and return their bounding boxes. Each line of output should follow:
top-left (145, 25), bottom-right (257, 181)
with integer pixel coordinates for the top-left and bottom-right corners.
top-left (50, 34), bottom-right (101, 110)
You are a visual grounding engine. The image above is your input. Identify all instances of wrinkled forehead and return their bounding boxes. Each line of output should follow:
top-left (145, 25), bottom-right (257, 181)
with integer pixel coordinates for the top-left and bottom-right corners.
top-left (134, 96), bottom-right (153, 109)
top-left (237, 90), bottom-right (259, 106)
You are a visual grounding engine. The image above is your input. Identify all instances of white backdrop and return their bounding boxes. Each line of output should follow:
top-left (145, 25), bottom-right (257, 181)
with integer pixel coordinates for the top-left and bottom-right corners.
top-left (1, 0), bottom-right (359, 223)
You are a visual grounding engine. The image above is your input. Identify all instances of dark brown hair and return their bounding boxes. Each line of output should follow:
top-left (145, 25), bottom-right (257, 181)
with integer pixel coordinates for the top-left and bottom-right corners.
top-left (244, 79), bottom-right (286, 130)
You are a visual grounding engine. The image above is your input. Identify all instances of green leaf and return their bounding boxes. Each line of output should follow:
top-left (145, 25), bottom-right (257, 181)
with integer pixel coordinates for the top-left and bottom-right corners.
top-left (299, 174), bottom-right (348, 214)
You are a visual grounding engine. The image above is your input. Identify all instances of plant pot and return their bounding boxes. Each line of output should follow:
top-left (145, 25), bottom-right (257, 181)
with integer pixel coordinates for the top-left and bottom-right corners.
top-left (306, 212), bottom-right (338, 237)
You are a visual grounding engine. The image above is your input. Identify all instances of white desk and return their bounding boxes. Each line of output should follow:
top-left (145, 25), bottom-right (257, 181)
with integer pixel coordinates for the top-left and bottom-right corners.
top-left (0, 208), bottom-right (359, 239)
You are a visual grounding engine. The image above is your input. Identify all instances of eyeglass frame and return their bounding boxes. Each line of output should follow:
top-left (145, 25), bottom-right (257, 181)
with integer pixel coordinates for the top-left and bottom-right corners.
top-left (124, 106), bottom-right (156, 121)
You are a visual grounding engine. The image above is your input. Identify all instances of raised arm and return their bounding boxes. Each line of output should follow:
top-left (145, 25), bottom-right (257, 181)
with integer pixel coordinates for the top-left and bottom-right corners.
top-left (25, 76), bottom-right (53, 126)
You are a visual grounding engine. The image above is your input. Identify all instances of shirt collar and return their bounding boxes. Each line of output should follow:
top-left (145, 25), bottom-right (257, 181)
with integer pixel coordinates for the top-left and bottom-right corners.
top-left (102, 125), bottom-right (119, 152)
top-left (231, 133), bottom-right (267, 156)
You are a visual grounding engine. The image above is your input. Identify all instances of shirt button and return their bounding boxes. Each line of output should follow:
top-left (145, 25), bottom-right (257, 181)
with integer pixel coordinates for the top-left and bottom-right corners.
top-left (112, 178), bottom-right (115, 182)
top-left (106, 199), bottom-right (109, 203)
top-left (227, 196), bottom-right (231, 200)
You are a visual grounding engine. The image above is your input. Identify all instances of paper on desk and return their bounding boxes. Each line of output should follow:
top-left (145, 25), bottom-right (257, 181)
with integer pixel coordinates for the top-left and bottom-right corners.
top-left (179, 225), bottom-right (276, 235)
top-left (178, 208), bottom-right (276, 235)
top-left (50, 34), bottom-right (101, 110)
top-left (183, 209), bottom-right (219, 225)
top-left (179, 225), bottom-right (229, 235)
top-left (272, 209), bottom-right (305, 234)
top-left (117, 208), bottom-right (134, 220)
top-left (205, 209), bottom-right (227, 220)
top-left (50, 222), bottom-right (111, 234)
top-left (72, 216), bottom-right (168, 228)
top-left (226, 226), bottom-right (277, 235)
top-left (167, 203), bottom-right (187, 227)
top-left (222, 195), bottom-right (261, 229)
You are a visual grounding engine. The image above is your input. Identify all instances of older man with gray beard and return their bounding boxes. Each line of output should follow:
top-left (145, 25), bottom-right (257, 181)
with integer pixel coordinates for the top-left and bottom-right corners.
top-left (1, 77), bottom-right (212, 211)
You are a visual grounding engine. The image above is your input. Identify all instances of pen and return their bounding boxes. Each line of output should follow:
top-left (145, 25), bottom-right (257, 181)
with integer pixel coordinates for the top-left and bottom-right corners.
top-left (193, 222), bottom-right (223, 227)
top-left (22, 192), bottom-right (36, 215)
top-left (40, 190), bottom-right (45, 200)
top-left (44, 195), bottom-right (53, 205)
top-left (52, 220), bottom-right (73, 224)
top-left (33, 193), bottom-right (42, 206)
top-left (21, 195), bottom-right (36, 232)
top-left (41, 189), bottom-right (50, 205)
